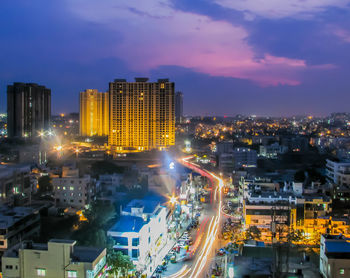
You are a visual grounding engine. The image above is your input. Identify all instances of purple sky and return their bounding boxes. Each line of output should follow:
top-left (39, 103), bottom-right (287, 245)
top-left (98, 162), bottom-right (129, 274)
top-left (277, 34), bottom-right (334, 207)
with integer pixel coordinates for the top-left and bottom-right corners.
top-left (1, 0), bottom-right (350, 116)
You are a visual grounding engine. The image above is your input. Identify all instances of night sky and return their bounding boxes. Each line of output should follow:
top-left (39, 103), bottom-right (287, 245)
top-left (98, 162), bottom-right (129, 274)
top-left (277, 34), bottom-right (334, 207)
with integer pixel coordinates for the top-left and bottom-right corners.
top-left (1, 0), bottom-right (350, 116)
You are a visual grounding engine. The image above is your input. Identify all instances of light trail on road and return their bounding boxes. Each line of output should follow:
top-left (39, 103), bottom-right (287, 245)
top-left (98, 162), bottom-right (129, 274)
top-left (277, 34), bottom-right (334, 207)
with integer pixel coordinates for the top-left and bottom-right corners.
top-left (164, 157), bottom-right (224, 278)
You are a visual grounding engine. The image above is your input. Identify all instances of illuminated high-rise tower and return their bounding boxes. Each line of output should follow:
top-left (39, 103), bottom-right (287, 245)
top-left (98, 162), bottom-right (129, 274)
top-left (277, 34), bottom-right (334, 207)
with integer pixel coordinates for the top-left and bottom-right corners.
top-left (175, 91), bottom-right (183, 123)
top-left (7, 82), bottom-right (51, 138)
top-left (79, 89), bottom-right (109, 137)
top-left (109, 78), bottom-right (175, 152)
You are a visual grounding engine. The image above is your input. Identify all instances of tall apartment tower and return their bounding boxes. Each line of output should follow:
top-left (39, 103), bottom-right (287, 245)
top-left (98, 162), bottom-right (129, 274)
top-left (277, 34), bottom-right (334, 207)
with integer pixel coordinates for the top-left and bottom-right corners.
top-left (109, 78), bottom-right (175, 152)
top-left (79, 89), bottom-right (109, 137)
top-left (7, 82), bottom-right (51, 138)
top-left (175, 91), bottom-right (183, 123)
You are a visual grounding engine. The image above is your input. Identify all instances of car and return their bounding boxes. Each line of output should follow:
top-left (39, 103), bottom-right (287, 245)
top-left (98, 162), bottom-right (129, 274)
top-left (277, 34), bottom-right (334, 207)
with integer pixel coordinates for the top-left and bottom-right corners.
top-left (155, 266), bottom-right (163, 273)
top-left (217, 248), bottom-right (226, 256)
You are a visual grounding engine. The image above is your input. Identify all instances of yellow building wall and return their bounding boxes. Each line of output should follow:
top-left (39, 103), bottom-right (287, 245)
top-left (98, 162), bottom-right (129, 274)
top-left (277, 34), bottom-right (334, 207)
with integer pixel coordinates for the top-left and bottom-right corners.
top-left (108, 80), bottom-right (175, 152)
top-left (80, 89), bottom-right (109, 137)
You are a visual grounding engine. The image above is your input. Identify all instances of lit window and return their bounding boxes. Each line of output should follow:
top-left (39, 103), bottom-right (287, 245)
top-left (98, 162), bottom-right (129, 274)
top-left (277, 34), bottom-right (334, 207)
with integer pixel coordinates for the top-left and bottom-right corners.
top-left (67, 271), bottom-right (77, 278)
top-left (37, 269), bottom-right (46, 276)
top-left (63, 187), bottom-right (66, 190)
top-left (70, 187), bottom-right (74, 191)
top-left (340, 269), bottom-right (345, 275)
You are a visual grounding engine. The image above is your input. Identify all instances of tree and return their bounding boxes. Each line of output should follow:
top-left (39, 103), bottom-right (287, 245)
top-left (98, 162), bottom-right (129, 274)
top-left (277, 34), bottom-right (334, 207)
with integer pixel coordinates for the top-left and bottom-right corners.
top-left (246, 225), bottom-right (261, 240)
top-left (294, 170), bottom-right (306, 183)
top-left (91, 161), bottom-right (125, 177)
top-left (107, 247), bottom-right (134, 277)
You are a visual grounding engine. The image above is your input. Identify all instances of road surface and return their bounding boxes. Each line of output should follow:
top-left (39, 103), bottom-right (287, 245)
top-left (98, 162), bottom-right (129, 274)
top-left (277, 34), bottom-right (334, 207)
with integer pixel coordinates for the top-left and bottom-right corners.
top-left (163, 157), bottom-right (225, 278)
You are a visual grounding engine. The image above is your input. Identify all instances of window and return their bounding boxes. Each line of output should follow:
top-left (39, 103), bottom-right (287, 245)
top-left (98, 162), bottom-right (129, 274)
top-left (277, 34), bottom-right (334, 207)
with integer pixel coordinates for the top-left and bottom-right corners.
top-left (340, 269), bottom-right (345, 275)
top-left (37, 269), bottom-right (46, 276)
top-left (67, 270), bottom-right (77, 278)
top-left (113, 236), bottom-right (128, 246)
top-left (5, 265), bottom-right (13, 269)
top-left (132, 238), bottom-right (139, 246)
top-left (70, 187), bottom-right (74, 191)
top-left (115, 248), bottom-right (128, 255)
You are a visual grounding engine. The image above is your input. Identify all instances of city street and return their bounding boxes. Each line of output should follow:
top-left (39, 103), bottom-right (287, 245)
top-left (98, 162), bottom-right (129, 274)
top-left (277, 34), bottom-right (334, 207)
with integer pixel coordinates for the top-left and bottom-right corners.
top-left (159, 157), bottom-right (225, 278)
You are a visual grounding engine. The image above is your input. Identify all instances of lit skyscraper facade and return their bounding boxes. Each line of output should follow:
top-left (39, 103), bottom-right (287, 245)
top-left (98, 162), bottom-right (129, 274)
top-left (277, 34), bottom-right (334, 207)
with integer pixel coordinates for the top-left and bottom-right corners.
top-left (7, 82), bottom-right (51, 138)
top-left (109, 78), bottom-right (175, 152)
top-left (79, 89), bottom-right (109, 137)
top-left (175, 91), bottom-right (183, 123)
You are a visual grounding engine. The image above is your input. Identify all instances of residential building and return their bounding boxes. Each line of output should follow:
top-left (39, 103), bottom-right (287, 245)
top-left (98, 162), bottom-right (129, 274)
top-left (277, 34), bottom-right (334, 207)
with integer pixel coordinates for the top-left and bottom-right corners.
top-left (175, 91), bottom-right (183, 123)
top-left (0, 164), bottom-right (32, 206)
top-left (2, 239), bottom-right (107, 278)
top-left (79, 89), bottom-right (109, 137)
top-left (107, 194), bottom-right (167, 273)
top-left (7, 83), bottom-right (51, 138)
top-left (320, 234), bottom-right (350, 278)
top-left (259, 143), bottom-right (288, 159)
top-left (0, 206), bottom-right (40, 258)
top-left (52, 167), bottom-right (95, 209)
top-left (216, 141), bottom-right (233, 155)
top-left (108, 78), bottom-right (175, 153)
top-left (97, 174), bottom-right (122, 194)
top-left (233, 148), bottom-right (257, 169)
top-left (326, 159), bottom-right (350, 187)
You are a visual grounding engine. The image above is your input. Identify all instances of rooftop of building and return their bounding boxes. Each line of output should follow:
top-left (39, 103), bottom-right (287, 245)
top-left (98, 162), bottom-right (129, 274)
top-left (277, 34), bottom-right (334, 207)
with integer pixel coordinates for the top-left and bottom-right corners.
top-left (0, 206), bottom-right (37, 229)
top-left (112, 78), bottom-right (171, 83)
top-left (72, 246), bottom-right (106, 263)
top-left (123, 192), bottom-right (166, 214)
top-left (0, 164), bottom-right (31, 178)
top-left (109, 215), bottom-right (145, 233)
top-left (5, 240), bottom-right (105, 263)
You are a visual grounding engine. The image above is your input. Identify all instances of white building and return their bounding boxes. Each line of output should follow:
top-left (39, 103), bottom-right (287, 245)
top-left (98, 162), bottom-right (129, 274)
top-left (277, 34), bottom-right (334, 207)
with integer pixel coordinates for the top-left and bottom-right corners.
top-left (320, 234), bottom-right (350, 278)
top-left (326, 159), bottom-right (350, 187)
top-left (107, 194), bottom-right (168, 273)
top-left (52, 167), bottom-right (95, 209)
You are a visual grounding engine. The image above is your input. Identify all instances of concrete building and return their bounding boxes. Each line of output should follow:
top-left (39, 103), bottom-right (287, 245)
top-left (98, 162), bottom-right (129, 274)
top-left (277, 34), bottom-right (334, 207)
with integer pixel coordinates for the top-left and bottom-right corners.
top-left (79, 89), bottom-right (109, 137)
top-left (326, 159), bottom-right (350, 187)
top-left (52, 167), bottom-right (95, 209)
top-left (108, 78), bottom-right (175, 153)
top-left (7, 83), bottom-right (51, 139)
top-left (259, 143), bottom-right (288, 159)
top-left (320, 234), bottom-right (350, 278)
top-left (233, 148), bottom-right (257, 169)
top-left (107, 194), bottom-right (167, 273)
top-left (0, 164), bottom-right (32, 206)
top-left (0, 206), bottom-right (40, 258)
top-left (216, 141), bottom-right (233, 155)
top-left (2, 239), bottom-right (107, 278)
top-left (175, 91), bottom-right (183, 123)
top-left (97, 174), bottom-right (122, 195)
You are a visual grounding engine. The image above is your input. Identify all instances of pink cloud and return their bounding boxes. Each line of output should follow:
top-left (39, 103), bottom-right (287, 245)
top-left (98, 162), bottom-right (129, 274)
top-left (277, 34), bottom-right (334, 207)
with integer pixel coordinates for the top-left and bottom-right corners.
top-left (66, 0), bottom-right (335, 87)
top-left (214, 0), bottom-right (350, 19)
top-left (334, 28), bottom-right (350, 43)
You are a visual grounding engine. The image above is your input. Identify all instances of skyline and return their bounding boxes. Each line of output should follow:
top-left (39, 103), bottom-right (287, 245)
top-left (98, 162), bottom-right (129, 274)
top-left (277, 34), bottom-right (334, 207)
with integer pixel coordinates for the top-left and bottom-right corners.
top-left (1, 0), bottom-right (350, 116)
